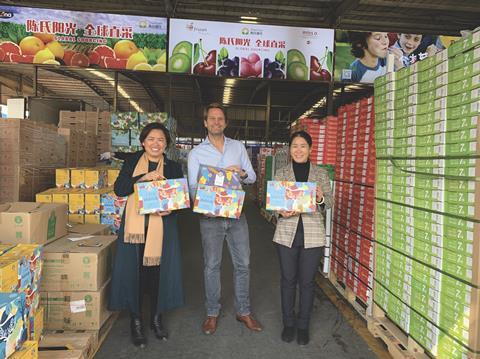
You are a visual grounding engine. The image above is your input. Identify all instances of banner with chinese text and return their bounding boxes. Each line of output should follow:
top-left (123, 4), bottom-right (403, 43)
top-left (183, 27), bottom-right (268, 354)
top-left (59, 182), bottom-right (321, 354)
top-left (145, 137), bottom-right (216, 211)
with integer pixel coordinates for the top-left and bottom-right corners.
top-left (168, 18), bottom-right (334, 81)
top-left (0, 6), bottom-right (167, 71)
top-left (334, 30), bottom-right (460, 83)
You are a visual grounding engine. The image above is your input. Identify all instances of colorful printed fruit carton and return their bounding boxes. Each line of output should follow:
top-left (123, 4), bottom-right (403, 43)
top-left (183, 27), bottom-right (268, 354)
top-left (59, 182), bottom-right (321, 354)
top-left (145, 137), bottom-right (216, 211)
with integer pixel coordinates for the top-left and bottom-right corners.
top-left (111, 129), bottom-right (130, 147)
top-left (134, 178), bottom-right (190, 214)
top-left (100, 191), bottom-right (127, 215)
top-left (193, 185), bottom-right (245, 219)
top-left (130, 128), bottom-right (141, 147)
top-left (110, 112), bottom-right (138, 130)
top-left (265, 181), bottom-right (317, 213)
top-left (100, 213), bottom-right (122, 234)
top-left (9, 340), bottom-right (37, 359)
top-left (139, 112), bottom-right (168, 127)
top-left (0, 292), bottom-right (27, 359)
top-left (197, 165), bottom-right (242, 190)
top-left (107, 169), bottom-right (120, 187)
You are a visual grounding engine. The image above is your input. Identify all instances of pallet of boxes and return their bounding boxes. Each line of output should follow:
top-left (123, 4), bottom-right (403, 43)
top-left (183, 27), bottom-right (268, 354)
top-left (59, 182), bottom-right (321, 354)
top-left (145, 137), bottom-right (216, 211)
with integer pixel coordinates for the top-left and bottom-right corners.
top-left (0, 200), bottom-right (67, 358)
top-left (372, 29), bottom-right (480, 358)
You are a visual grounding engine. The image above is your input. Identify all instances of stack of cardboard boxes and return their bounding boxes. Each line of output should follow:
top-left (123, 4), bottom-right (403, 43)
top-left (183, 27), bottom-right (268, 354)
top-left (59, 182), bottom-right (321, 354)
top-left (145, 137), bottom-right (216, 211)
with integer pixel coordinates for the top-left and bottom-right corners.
top-left (0, 119), bottom-right (67, 204)
top-left (59, 110), bottom-right (111, 159)
top-left (330, 97), bottom-right (375, 307)
top-left (35, 167), bottom-right (126, 233)
top-left (0, 201), bottom-right (67, 358)
top-left (374, 29), bottom-right (480, 358)
top-left (290, 116), bottom-right (338, 165)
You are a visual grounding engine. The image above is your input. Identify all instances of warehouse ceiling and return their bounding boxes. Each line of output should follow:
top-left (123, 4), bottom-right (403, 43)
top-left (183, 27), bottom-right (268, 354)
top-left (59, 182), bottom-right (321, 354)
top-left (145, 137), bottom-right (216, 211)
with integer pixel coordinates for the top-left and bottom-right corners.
top-left (0, 0), bottom-right (479, 141)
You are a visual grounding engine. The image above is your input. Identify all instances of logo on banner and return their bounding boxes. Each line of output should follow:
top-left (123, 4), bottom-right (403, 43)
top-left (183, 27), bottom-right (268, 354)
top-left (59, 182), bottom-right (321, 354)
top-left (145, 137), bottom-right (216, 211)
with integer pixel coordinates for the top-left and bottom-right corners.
top-left (0, 11), bottom-right (13, 19)
top-left (241, 28), bottom-right (249, 35)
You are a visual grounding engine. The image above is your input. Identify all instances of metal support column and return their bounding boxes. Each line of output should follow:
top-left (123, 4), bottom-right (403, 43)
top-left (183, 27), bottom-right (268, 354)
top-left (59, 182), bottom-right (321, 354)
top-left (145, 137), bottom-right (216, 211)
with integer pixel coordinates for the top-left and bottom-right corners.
top-left (32, 66), bottom-right (38, 97)
top-left (265, 83), bottom-right (271, 143)
top-left (113, 72), bottom-right (119, 111)
top-left (327, 82), bottom-right (334, 115)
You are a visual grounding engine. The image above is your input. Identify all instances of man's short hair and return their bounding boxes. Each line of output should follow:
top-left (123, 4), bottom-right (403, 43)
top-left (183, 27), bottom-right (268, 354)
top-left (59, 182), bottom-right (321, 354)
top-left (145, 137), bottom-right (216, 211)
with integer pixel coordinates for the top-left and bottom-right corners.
top-left (203, 103), bottom-right (227, 122)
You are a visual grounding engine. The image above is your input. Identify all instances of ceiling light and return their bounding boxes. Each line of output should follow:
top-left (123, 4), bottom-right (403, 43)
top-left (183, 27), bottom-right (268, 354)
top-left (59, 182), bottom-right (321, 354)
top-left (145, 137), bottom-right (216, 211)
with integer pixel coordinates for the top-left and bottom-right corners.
top-left (240, 20), bottom-right (258, 24)
top-left (90, 70), bottom-right (143, 112)
top-left (241, 16), bottom-right (258, 20)
top-left (225, 79), bottom-right (236, 86)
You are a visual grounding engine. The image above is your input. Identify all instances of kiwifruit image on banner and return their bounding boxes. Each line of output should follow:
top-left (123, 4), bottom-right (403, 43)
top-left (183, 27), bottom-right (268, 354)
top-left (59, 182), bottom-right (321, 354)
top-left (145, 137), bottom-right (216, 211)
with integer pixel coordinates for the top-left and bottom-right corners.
top-left (0, 6), bottom-right (167, 71)
top-left (334, 30), bottom-right (459, 83)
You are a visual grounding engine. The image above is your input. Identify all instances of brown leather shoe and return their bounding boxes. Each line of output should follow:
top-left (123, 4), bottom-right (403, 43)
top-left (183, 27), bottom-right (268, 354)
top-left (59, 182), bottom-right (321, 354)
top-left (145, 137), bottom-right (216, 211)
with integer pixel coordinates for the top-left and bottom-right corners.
top-left (236, 314), bottom-right (263, 332)
top-left (202, 316), bottom-right (218, 335)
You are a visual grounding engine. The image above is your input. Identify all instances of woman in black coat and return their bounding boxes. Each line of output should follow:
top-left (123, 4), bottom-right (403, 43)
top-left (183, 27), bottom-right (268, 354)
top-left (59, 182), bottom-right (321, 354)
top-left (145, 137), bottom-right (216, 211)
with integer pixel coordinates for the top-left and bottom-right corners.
top-left (109, 123), bottom-right (184, 347)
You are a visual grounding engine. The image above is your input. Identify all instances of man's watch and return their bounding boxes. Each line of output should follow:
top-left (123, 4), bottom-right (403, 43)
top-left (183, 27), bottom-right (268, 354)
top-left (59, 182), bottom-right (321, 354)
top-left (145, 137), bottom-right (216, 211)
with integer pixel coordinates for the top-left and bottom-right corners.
top-left (240, 170), bottom-right (248, 180)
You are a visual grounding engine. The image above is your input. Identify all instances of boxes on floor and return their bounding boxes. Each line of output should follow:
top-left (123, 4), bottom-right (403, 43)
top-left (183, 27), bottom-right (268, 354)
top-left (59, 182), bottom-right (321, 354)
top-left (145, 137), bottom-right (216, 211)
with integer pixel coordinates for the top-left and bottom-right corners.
top-left (28, 306), bottom-right (44, 342)
top-left (42, 235), bottom-right (116, 291)
top-left (68, 223), bottom-right (111, 236)
top-left (0, 292), bottom-right (27, 358)
top-left (0, 203), bottom-right (67, 245)
top-left (41, 280), bottom-right (111, 330)
top-left (9, 340), bottom-right (37, 359)
top-left (39, 332), bottom-right (94, 359)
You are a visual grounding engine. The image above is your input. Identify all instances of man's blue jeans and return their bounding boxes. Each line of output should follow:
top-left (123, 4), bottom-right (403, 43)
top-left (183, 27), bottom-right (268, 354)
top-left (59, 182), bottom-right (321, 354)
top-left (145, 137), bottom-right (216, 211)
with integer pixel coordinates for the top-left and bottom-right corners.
top-left (199, 213), bottom-right (251, 317)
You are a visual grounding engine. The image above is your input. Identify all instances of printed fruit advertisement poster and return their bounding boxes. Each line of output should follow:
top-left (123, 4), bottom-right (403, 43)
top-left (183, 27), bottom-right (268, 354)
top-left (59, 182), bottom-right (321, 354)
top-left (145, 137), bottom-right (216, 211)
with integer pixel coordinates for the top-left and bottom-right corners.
top-left (169, 19), bottom-right (334, 81)
top-left (334, 30), bottom-right (459, 83)
top-left (0, 6), bottom-right (167, 71)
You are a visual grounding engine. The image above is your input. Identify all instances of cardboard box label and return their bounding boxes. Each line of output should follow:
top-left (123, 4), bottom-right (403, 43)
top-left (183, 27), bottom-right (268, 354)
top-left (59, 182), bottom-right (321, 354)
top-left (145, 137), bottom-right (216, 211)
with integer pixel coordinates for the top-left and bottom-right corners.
top-left (197, 165), bottom-right (242, 190)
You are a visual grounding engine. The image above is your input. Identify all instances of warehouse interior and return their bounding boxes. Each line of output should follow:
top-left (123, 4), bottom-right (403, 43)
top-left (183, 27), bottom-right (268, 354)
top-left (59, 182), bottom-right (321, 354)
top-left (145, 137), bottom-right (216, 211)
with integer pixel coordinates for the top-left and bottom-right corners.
top-left (0, 1), bottom-right (479, 358)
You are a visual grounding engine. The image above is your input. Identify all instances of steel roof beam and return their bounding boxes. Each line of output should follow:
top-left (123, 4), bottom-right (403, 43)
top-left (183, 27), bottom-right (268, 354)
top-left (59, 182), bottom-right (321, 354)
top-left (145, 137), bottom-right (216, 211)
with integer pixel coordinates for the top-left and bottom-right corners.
top-left (121, 72), bottom-right (164, 111)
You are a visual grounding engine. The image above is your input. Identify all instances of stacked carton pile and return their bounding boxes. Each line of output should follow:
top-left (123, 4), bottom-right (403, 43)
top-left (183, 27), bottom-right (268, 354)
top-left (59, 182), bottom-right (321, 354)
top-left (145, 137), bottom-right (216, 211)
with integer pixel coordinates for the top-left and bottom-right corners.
top-left (374, 30), bottom-right (480, 358)
top-left (36, 167), bottom-right (126, 233)
top-left (111, 112), bottom-right (177, 165)
top-left (57, 127), bottom-right (98, 168)
top-left (256, 147), bottom-right (275, 207)
top-left (59, 110), bottom-right (110, 157)
top-left (0, 202), bottom-right (68, 358)
top-left (0, 119), bottom-right (67, 204)
top-left (330, 97), bottom-right (375, 308)
top-left (290, 116), bottom-right (338, 165)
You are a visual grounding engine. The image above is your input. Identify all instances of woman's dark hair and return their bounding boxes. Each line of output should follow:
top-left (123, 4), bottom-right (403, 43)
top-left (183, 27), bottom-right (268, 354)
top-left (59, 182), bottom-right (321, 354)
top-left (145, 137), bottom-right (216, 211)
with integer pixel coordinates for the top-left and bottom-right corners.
top-left (349, 31), bottom-right (372, 58)
top-left (139, 122), bottom-right (171, 147)
top-left (289, 130), bottom-right (312, 147)
top-left (203, 102), bottom-right (227, 122)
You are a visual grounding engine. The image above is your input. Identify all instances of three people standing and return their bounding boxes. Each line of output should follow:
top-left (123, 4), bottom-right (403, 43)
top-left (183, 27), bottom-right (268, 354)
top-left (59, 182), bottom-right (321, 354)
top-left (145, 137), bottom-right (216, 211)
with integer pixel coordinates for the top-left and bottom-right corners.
top-left (110, 105), bottom-right (332, 347)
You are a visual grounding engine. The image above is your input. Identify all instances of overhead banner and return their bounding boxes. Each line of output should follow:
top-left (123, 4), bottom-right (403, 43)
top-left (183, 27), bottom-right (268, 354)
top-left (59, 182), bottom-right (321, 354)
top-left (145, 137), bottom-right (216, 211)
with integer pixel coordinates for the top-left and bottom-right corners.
top-left (0, 6), bottom-right (167, 71)
top-left (334, 30), bottom-right (459, 83)
top-left (168, 18), bottom-right (334, 81)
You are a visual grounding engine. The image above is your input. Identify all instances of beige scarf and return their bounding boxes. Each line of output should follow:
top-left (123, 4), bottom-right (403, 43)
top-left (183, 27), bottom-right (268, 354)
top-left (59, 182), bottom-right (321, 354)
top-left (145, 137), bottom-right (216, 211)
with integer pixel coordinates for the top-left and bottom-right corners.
top-left (124, 153), bottom-right (164, 266)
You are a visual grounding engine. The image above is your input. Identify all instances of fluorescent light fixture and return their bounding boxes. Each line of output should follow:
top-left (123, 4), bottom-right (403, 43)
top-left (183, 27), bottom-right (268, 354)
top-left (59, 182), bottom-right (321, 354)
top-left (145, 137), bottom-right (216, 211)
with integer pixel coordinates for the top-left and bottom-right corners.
top-left (90, 70), bottom-right (143, 112)
top-left (241, 16), bottom-right (258, 20)
top-left (225, 79), bottom-right (236, 86)
top-left (240, 20), bottom-right (258, 24)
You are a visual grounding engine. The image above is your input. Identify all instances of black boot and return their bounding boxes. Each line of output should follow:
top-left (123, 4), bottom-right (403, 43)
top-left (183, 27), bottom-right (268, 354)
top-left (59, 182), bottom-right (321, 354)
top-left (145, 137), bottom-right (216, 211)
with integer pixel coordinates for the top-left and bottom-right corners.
top-left (151, 313), bottom-right (168, 340)
top-left (130, 316), bottom-right (146, 347)
top-left (281, 326), bottom-right (295, 343)
top-left (297, 328), bottom-right (309, 345)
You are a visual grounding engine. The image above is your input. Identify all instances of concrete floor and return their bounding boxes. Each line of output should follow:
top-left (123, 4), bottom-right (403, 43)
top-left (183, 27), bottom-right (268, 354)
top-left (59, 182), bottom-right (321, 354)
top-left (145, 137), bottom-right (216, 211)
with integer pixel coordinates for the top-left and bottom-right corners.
top-left (96, 198), bottom-right (378, 359)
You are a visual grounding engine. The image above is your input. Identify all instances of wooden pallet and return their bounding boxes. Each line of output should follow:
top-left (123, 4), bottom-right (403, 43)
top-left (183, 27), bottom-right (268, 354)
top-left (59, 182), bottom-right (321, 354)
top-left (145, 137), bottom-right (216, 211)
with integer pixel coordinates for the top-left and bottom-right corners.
top-left (367, 304), bottom-right (429, 359)
top-left (328, 271), bottom-right (371, 320)
top-left (89, 311), bottom-right (119, 358)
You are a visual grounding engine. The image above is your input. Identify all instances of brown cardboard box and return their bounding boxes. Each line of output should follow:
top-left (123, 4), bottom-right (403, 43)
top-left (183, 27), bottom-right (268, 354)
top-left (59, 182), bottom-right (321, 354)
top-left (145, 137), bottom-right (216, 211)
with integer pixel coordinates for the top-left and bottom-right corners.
top-left (42, 235), bottom-right (116, 291)
top-left (39, 332), bottom-right (95, 359)
top-left (41, 280), bottom-right (111, 330)
top-left (10, 341), bottom-right (38, 359)
top-left (39, 349), bottom-right (85, 359)
top-left (68, 224), bottom-right (111, 236)
top-left (0, 202), bottom-right (67, 244)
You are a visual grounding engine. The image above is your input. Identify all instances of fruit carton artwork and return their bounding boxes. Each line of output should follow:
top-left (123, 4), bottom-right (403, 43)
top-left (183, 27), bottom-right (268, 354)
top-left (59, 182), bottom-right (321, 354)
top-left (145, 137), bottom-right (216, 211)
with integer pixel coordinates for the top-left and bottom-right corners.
top-left (193, 185), bottom-right (245, 219)
top-left (0, 292), bottom-right (27, 359)
top-left (111, 129), bottom-right (130, 147)
top-left (100, 213), bottom-right (122, 234)
top-left (138, 112), bottom-right (169, 126)
top-left (0, 6), bottom-right (167, 71)
top-left (266, 181), bottom-right (317, 213)
top-left (100, 191), bottom-right (127, 215)
top-left (134, 178), bottom-right (190, 215)
top-left (110, 112), bottom-right (138, 130)
top-left (197, 165), bottom-right (242, 190)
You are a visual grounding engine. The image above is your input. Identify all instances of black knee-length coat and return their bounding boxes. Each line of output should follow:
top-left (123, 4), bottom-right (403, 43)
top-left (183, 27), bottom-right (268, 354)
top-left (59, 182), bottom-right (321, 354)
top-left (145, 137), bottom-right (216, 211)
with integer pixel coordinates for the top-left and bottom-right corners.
top-left (109, 151), bottom-right (185, 314)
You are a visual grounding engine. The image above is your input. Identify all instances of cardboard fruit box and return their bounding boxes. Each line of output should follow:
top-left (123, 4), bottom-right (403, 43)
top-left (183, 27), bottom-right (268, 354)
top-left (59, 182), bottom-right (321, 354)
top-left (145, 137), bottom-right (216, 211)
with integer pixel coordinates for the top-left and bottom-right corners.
top-left (197, 165), bottom-right (242, 190)
top-left (0, 292), bottom-right (27, 359)
top-left (134, 178), bottom-right (190, 215)
top-left (0, 202), bottom-right (67, 245)
top-left (265, 181), bottom-right (317, 213)
top-left (193, 185), bottom-right (245, 219)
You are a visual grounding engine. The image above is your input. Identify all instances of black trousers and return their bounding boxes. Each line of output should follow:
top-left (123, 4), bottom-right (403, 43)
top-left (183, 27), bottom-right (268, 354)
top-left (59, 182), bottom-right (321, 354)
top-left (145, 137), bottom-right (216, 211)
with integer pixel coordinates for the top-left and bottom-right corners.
top-left (276, 233), bottom-right (322, 330)
top-left (135, 242), bottom-right (160, 317)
